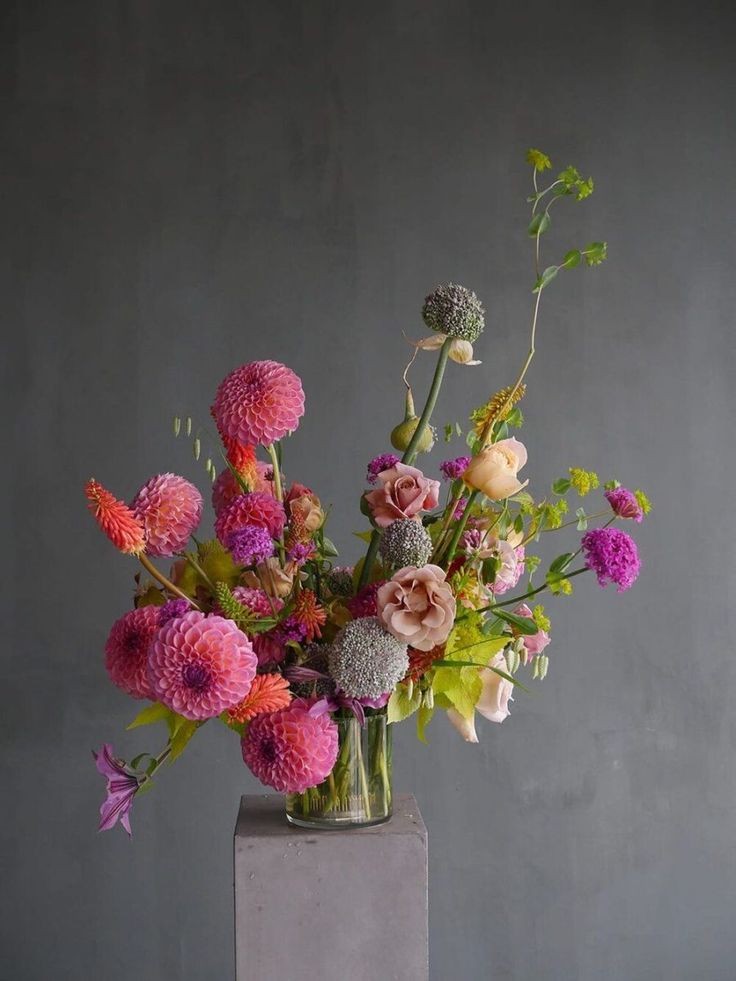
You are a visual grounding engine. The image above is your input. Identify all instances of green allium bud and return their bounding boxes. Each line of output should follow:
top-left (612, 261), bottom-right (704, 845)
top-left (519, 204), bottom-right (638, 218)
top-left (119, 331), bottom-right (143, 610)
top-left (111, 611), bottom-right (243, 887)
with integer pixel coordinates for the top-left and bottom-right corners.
top-left (422, 283), bottom-right (485, 342)
top-left (379, 518), bottom-right (433, 569)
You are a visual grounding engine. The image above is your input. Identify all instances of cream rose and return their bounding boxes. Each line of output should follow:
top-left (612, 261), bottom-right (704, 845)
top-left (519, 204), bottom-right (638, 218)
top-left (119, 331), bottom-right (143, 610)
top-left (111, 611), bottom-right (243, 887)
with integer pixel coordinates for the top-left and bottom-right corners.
top-left (463, 438), bottom-right (528, 501)
top-left (376, 564), bottom-right (456, 652)
top-left (476, 653), bottom-right (514, 723)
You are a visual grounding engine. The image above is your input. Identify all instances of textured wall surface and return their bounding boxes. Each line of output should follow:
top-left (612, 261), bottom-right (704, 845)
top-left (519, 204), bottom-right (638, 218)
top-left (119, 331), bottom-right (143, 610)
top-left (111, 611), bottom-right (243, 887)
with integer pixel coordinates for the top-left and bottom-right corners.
top-left (3, 2), bottom-right (735, 979)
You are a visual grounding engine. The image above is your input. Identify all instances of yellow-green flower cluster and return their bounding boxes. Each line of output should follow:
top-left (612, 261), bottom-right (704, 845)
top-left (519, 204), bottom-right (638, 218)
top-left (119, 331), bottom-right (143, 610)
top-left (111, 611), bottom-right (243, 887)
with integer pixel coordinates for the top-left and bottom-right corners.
top-left (634, 489), bottom-right (652, 515)
top-left (569, 468), bottom-right (600, 496)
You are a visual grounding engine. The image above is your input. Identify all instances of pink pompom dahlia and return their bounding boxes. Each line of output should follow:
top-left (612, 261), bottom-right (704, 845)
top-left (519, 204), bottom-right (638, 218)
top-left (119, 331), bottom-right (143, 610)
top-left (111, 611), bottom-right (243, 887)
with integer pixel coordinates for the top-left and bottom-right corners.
top-left (148, 611), bottom-right (257, 720)
top-left (105, 606), bottom-right (159, 700)
top-left (215, 491), bottom-right (286, 546)
top-left (131, 473), bottom-right (203, 557)
top-left (212, 360), bottom-right (305, 447)
top-left (241, 701), bottom-right (339, 793)
top-left (582, 527), bottom-right (641, 592)
top-left (86, 479), bottom-right (146, 555)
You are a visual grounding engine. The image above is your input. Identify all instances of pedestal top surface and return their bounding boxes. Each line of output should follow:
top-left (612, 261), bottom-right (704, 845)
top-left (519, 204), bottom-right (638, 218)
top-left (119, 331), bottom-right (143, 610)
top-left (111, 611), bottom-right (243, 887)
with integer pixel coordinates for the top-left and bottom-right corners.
top-left (234, 792), bottom-right (426, 839)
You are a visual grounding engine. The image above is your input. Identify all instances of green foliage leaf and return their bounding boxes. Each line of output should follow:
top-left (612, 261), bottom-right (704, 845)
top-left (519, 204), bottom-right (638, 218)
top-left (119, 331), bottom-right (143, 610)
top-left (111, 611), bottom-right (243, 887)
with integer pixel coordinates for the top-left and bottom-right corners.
top-left (168, 719), bottom-right (199, 763)
top-left (533, 265), bottom-right (559, 293)
top-left (549, 552), bottom-right (574, 574)
top-left (416, 704), bottom-right (434, 743)
top-left (493, 609), bottom-right (539, 635)
top-left (576, 507), bottom-right (588, 531)
top-left (506, 407), bottom-right (524, 429)
top-left (552, 477), bottom-right (571, 495)
top-left (127, 702), bottom-right (173, 731)
top-left (387, 685), bottom-right (422, 724)
top-left (528, 211), bottom-right (551, 237)
top-left (432, 665), bottom-right (481, 719)
top-left (562, 249), bottom-right (581, 268)
top-left (320, 537), bottom-right (339, 557)
top-left (353, 530), bottom-right (374, 544)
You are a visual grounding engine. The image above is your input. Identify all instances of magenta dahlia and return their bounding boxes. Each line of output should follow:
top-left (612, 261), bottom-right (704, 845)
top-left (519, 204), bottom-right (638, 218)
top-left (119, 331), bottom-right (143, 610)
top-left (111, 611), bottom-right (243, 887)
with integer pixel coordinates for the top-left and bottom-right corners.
top-left (131, 473), bottom-right (203, 557)
top-left (214, 492), bottom-right (286, 546)
top-left (241, 700), bottom-right (339, 793)
top-left (148, 611), bottom-right (257, 720)
top-left (105, 606), bottom-right (159, 700)
top-left (211, 360), bottom-right (305, 447)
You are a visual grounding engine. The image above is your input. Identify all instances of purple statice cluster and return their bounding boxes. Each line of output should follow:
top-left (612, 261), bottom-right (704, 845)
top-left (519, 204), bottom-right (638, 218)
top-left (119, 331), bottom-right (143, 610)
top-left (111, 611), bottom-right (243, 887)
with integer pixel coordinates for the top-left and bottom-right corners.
top-left (439, 456), bottom-right (471, 481)
top-left (581, 527), bottom-right (641, 592)
top-left (366, 453), bottom-right (400, 485)
top-left (227, 525), bottom-right (274, 566)
top-left (604, 487), bottom-right (643, 523)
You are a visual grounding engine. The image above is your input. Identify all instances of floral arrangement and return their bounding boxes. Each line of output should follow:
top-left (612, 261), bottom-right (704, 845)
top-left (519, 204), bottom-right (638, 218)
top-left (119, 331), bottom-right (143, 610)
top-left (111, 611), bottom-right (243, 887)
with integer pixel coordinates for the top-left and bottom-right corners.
top-left (87, 149), bottom-right (649, 834)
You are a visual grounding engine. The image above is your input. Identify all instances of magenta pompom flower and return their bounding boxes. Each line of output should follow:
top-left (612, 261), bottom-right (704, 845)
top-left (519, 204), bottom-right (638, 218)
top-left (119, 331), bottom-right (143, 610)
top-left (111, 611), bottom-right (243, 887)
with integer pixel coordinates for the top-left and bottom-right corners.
top-left (148, 611), bottom-right (257, 720)
top-left (605, 487), bottom-right (644, 523)
top-left (241, 701), bottom-right (339, 793)
top-left (212, 360), bottom-right (305, 447)
top-left (439, 456), bottom-right (471, 481)
top-left (227, 526), bottom-right (275, 566)
top-left (105, 606), bottom-right (159, 700)
top-left (581, 527), bottom-right (641, 592)
top-left (214, 492), bottom-right (286, 546)
top-left (366, 453), bottom-right (400, 485)
top-left (131, 473), bottom-right (203, 557)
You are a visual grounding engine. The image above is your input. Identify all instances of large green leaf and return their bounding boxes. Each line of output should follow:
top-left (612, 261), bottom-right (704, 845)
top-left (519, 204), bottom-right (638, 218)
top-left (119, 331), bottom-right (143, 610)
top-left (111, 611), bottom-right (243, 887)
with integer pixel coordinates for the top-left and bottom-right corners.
top-left (387, 685), bottom-right (422, 724)
top-left (126, 702), bottom-right (173, 730)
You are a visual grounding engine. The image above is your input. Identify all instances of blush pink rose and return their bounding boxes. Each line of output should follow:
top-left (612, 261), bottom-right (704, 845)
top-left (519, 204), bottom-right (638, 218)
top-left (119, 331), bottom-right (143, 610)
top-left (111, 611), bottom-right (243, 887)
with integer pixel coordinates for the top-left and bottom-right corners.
top-left (376, 564), bottom-right (456, 652)
top-left (365, 463), bottom-right (440, 528)
top-left (513, 603), bottom-right (550, 661)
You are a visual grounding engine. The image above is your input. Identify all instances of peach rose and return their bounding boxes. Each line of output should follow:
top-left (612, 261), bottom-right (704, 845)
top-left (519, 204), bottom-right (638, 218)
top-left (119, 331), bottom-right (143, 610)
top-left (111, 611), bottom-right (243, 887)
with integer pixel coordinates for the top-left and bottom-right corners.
top-left (365, 463), bottom-right (440, 528)
top-left (476, 653), bottom-right (514, 723)
top-left (463, 438), bottom-right (528, 501)
top-left (377, 564), bottom-right (456, 652)
top-left (289, 493), bottom-right (324, 535)
top-left (243, 557), bottom-right (297, 598)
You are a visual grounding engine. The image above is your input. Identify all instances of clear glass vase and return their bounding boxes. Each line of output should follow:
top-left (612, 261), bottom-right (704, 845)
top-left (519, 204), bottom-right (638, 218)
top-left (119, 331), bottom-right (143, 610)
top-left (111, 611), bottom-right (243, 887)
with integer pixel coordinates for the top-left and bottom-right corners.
top-left (285, 708), bottom-right (392, 829)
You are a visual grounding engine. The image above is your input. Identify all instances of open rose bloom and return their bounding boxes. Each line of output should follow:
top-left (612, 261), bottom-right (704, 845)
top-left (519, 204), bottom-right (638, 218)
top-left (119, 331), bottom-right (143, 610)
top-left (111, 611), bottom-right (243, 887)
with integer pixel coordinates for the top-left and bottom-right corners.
top-left (85, 151), bottom-right (645, 834)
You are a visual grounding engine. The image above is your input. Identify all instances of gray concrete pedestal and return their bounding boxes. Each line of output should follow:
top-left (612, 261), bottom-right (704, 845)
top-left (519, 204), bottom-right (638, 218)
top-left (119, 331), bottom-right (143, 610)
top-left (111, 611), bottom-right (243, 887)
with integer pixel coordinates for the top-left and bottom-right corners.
top-left (234, 794), bottom-right (428, 980)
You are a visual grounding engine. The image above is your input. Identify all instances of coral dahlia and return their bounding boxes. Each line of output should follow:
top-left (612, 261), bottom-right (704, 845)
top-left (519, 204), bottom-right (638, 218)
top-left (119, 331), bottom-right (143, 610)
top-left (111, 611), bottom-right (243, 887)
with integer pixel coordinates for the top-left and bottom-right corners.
top-left (214, 492), bottom-right (286, 546)
top-left (211, 360), bottom-right (305, 447)
top-left (86, 479), bottom-right (146, 555)
top-left (227, 673), bottom-right (292, 724)
top-left (131, 473), bottom-right (203, 557)
top-left (105, 606), bottom-right (159, 699)
top-left (148, 611), bottom-right (257, 720)
top-left (241, 701), bottom-right (339, 793)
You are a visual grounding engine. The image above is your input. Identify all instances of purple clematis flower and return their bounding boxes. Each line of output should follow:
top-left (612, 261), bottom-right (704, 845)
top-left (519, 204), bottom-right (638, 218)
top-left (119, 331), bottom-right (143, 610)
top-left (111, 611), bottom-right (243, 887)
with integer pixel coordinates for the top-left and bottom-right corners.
top-left (92, 743), bottom-right (141, 836)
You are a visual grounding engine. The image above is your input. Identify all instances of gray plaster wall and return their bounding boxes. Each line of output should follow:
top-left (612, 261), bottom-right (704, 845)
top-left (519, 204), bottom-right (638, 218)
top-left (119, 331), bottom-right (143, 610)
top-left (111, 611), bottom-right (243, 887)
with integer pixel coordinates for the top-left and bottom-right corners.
top-left (3, 2), bottom-right (735, 979)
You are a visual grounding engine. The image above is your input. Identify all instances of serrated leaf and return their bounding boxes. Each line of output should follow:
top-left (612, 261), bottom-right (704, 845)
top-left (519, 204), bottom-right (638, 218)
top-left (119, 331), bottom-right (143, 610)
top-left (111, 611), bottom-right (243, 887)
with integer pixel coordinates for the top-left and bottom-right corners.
top-left (387, 685), bottom-right (422, 724)
top-left (127, 702), bottom-right (173, 730)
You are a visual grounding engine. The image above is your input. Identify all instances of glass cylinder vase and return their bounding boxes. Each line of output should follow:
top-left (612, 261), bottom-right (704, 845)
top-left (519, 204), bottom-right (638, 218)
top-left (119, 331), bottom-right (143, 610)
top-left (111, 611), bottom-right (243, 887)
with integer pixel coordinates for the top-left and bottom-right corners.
top-left (285, 708), bottom-right (392, 829)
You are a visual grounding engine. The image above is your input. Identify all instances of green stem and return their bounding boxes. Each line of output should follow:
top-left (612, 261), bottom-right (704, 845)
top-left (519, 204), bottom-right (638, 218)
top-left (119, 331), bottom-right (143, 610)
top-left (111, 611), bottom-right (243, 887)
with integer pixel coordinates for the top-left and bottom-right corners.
top-left (139, 554), bottom-right (200, 610)
top-left (486, 565), bottom-right (589, 610)
top-left (440, 489), bottom-right (478, 567)
top-left (402, 337), bottom-right (452, 466)
top-left (357, 530), bottom-right (381, 591)
top-left (430, 483), bottom-right (465, 563)
top-left (355, 729), bottom-right (372, 820)
top-left (266, 444), bottom-right (284, 501)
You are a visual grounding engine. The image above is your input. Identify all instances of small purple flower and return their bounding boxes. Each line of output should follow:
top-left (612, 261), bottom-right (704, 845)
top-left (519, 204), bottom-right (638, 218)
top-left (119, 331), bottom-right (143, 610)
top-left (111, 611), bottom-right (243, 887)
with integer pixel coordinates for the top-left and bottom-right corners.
top-left (158, 598), bottom-right (190, 626)
top-left (581, 527), bottom-right (641, 592)
top-left (439, 456), bottom-right (471, 481)
top-left (287, 542), bottom-right (315, 565)
top-left (366, 453), bottom-right (400, 485)
top-left (278, 616), bottom-right (308, 643)
top-left (227, 525), bottom-right (275, 566)
top-left (605, 487), bottom-right (643, 523)
top-left (92, 743), bottom-right (141, 836)
top-left (453, 495), bottom-right (468, 520)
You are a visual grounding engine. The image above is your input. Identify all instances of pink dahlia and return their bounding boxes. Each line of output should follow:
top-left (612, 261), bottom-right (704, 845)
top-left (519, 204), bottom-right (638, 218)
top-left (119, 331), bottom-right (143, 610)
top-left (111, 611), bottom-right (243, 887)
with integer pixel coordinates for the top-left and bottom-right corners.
top-left (105, 606), bottom-right (159, 700)
top-left (211, 360), bottom-right (305, 447)
top-left (148, 611), bottom-right (257, 720)
top-left (241, 700), bottom-right (339, 793)
top-left (214, 492), bottom-right (286, 546)
top-left (131, 473), bottom-right (203, 557)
